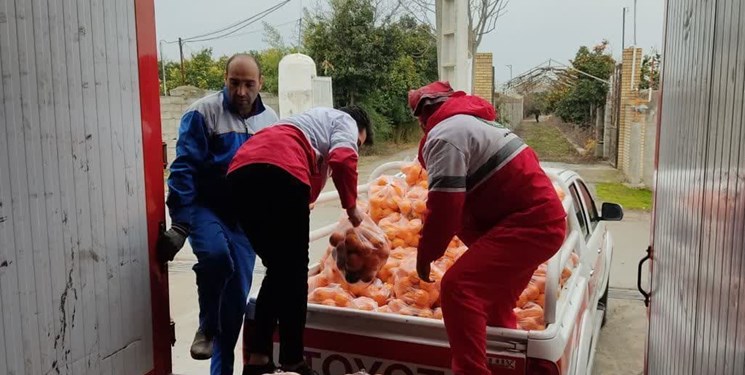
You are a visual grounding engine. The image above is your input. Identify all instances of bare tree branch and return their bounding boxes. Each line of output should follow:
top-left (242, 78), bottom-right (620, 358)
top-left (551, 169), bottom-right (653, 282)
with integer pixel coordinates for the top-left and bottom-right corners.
top-left (397, 0), bottom-right (436, 29)
top-left (396, 0), bottom-right (509, 56)
top-left (472, 0), bottom-right (508, 52)
top-left (379, 0), bottom-right (403, 26)
top-left (483, 0), bottom-right (508, 34)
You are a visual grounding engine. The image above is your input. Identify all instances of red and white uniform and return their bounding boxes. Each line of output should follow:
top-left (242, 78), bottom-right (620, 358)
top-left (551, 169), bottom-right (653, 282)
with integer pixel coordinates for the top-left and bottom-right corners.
top-left (416, 92), bottom-right (567, 375)
top-left (228, 107), bottom-right (359, 208)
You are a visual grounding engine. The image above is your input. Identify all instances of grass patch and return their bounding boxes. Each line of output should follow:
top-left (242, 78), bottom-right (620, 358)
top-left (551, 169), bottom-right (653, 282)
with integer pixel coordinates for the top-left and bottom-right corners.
top-left (514, 122), bottom-right (583, 163)
top-left (595, 183), bottom-right (653, 211)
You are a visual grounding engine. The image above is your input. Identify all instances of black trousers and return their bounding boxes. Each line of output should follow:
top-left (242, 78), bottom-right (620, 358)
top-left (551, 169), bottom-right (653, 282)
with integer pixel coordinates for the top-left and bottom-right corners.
top-left (227, 163), bottom-right (311, 365)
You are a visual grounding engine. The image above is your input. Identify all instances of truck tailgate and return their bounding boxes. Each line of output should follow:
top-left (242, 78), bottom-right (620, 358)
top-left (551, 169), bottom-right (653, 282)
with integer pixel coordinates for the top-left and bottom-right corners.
top-left (247, 301), bottom-right (529, 375)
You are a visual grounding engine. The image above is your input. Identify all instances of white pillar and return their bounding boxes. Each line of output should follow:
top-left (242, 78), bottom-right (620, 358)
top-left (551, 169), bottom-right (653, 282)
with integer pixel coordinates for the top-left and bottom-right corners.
top-left (278, 53), bottom-right (317, 118)
top-left (436, 0), bottom-right (471, 93)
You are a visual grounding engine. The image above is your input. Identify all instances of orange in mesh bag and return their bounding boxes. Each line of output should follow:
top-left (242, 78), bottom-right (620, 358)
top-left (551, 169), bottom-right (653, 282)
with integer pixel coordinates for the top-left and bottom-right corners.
top-left (400, 162), bottom-right (428, 187)
top-left (351, 296), bottom-right (379, 311)
top-left (330, 216), bottom-right (391, 284)
top-left (391, 256), bottom-right (441, 309)
top-left (308, 284), bottom-right (355, 307)
top-left (377, 247), bottom-right (416, 282)
top-left (404, 185), bottom-right (428, 220)
top-left (368, 177), bottom-right (409, 222)
top-left (384, 299), bottom-right (435, 318)
top-left (378, 213), bottom-right (422, 248)
top-left (317, 246), bottom-right (349, 287)
top-left (515, 302), bottom-right (545, 330)
top-left (349, 278), bottom-right (392, 306)
top-left (517, 274), bottom-right (546, 308)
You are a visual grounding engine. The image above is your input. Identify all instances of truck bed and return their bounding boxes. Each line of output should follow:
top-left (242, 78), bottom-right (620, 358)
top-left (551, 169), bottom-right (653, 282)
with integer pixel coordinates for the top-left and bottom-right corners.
top-left (244, 162), bottom-right (594, 375)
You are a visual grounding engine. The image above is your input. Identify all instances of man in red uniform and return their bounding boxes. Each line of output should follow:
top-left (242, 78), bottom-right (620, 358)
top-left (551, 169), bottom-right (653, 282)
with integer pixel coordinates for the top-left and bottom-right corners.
top-left (408, 81), bottom-right (567, 375)
top-left (226, 105), bottom-right (372, 375)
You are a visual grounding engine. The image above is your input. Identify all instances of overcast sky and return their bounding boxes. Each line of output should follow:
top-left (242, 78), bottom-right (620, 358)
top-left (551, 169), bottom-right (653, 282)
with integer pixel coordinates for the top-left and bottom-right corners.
top-left (155, 0), bottom-right (665, 85)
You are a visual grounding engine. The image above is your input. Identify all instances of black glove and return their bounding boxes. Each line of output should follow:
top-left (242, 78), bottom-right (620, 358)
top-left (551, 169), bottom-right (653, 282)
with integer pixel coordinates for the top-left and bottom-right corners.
top-left (157, 223), bottom-right (189, 263)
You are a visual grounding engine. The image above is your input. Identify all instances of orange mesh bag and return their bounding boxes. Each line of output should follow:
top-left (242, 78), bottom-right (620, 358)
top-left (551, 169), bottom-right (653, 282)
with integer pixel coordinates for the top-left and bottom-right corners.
top-left (368, 176), bottom-right (408, 222)
top-left (391, 257), bottom-right (440, 309)
top-left (400, 162), bottom-right (428, 187)
top-left (307, 273), bottom-right (330, 292)
top-left (386, 299), bottom-right (435, 318)
top-left (350, 278), bottom-right (393, 306)
top-left (308, 284), bottom-right (355, 307)
top-left (351, 296), bottom-right (379, 311)
top-left (516, 274), bottom-right (547, 308)
top-left (377, 247), bottom-right (416, 282)
top-left (377, 213), bottom-right (422, 248)
top-left (318, 246), bottom-right (349, 288)
top-left (404, 185), bottom-right (429, 220)
top-left (515, 302), bottom-right (545, 330)
top-left (331, 216), bottom-right (391, 285)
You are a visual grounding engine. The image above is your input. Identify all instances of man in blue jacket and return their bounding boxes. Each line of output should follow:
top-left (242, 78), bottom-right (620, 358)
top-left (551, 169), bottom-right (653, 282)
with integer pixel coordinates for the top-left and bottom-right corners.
top-left (157, 54), bottom-right (278, 375)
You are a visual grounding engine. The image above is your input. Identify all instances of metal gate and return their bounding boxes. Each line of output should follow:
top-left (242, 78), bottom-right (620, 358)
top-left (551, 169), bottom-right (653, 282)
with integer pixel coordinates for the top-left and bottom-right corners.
top-left (646, 0), bottom-right (745, 373)
top-left (0, 0), bottom-right (170, 374)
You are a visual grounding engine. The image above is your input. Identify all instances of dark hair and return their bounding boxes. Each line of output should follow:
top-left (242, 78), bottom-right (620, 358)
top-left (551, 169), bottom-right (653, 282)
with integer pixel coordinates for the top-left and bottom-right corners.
top-left (225, 53), bottom-right (262, 76)
top-left (339, 105), bottom-right (374, 145)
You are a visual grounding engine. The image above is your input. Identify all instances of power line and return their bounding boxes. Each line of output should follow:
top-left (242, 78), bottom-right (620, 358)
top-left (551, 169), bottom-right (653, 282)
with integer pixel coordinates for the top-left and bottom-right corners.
top-left (199, 18), bottom-right (301, 42)
top-left (182, 0), bottom-right (291, 41)
top-left (184, 1), bottom-right (291, 43)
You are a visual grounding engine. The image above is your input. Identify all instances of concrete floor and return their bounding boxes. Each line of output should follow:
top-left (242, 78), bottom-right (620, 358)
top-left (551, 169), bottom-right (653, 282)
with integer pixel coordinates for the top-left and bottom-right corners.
top-left (593, 211), bottom-right (651, 375)
top-left (167, 153), bottom-right (652, 374)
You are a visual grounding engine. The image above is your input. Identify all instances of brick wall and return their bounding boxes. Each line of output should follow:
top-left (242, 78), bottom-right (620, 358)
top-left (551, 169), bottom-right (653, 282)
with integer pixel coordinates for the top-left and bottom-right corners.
top-left (473, 52), bottom-right (494, 104)
top-left (618, 47), bottom-right (644, 176)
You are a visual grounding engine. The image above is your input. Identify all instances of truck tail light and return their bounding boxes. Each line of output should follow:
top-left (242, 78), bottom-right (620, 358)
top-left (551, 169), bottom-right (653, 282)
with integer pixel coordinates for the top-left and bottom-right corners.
top-left (526, 358), bottom-right (560, 375)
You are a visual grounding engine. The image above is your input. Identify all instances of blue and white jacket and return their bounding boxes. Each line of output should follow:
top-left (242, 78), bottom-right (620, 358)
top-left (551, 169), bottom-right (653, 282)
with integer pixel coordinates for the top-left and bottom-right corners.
top-left (166, 88), bottom-right (279, 226)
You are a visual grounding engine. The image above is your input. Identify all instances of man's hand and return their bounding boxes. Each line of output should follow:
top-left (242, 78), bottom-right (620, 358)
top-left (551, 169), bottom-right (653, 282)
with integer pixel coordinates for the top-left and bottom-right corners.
top-left (157, 223), bottom-right (189, 263)
top-left (417, 259), bottom-right (432, 283)
top-left (346, 206), bottom-right (364, 227)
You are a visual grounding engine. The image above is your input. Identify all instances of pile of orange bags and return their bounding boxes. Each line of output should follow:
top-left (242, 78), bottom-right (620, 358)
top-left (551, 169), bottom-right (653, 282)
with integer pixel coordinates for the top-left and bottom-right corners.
top-left (308, 161), bottom-right (576, 332)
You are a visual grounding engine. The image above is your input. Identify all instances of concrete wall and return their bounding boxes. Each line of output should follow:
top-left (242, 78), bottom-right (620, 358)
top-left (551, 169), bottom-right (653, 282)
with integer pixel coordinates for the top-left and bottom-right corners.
top-left (495, 92), bottom-right (524, 129)
top-left (160, 85), bottom-right (280, 166)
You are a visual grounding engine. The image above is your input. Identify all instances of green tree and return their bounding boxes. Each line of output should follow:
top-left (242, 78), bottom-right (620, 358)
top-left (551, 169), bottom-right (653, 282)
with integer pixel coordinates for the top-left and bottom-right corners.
top-left (303, 0), bottom-right (437, 141)
top-left (639, 52), bottom-right (661, 90)
top-left (303, 0), bottom-right (386, 106)
top-left (158, 47), bottom-right (285, 95)
top-left (552, 41), bottom-right (615, 126)
top-left (524, 91), bottom-right (549, 119)
top-left (255, 22), bottom-right (300, 95)
top-left (159, 48), bottom-right (224, 92)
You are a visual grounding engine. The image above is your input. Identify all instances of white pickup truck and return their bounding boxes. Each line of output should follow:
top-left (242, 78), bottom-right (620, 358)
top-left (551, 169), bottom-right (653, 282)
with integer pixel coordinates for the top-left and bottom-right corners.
top-left (245, 161), bottom-right (624, 375)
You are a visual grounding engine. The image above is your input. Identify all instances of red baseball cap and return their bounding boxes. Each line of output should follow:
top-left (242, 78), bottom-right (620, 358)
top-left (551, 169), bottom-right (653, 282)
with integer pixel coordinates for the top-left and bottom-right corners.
top-left (408, 81), bottom-right (455, 116)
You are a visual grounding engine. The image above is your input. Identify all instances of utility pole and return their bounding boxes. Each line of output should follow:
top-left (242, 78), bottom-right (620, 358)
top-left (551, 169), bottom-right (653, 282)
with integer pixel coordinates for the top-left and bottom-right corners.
top-left (622, 7), bottom-right (628, 51)
top-left (159, 40), bottom-right (167, 94)
top-left (297, 18), bottom-right (302, 47)
top-left (634, 0), bottom-right (638, 46)
top-left (506, 64), bottom-right (513, 81)
top-left (178, 37), bottom-right (185, 83)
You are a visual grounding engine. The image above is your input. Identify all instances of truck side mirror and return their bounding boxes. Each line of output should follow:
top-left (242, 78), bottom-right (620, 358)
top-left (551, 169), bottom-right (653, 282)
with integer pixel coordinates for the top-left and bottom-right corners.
top-left (600, 202), bottom-right (624, 221)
